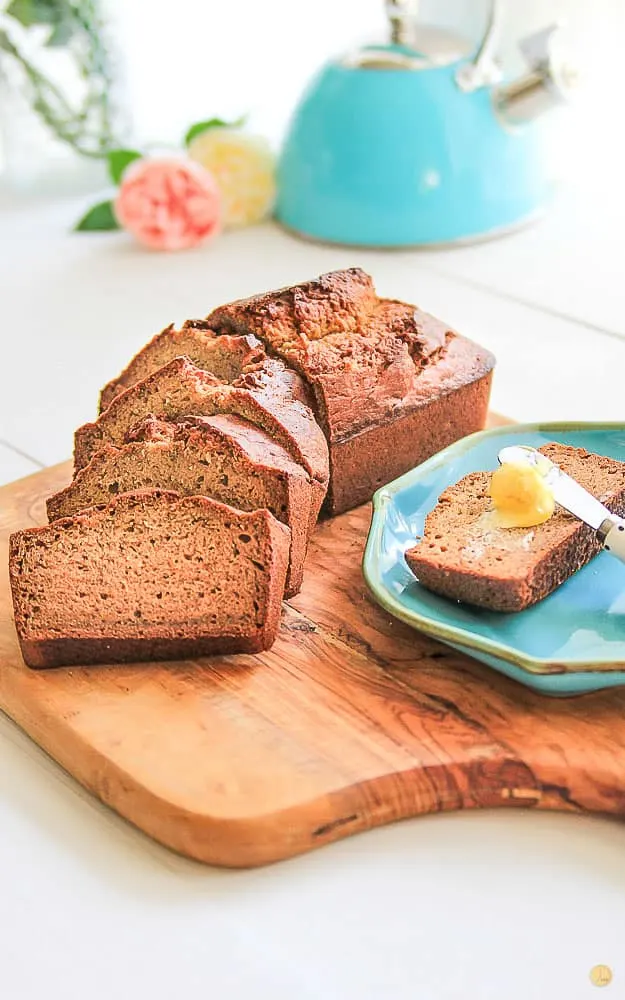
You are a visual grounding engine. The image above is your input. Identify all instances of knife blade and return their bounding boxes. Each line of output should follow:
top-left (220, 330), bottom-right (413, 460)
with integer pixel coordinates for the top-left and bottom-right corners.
top-left (497, 445), bottom-right (625, 563)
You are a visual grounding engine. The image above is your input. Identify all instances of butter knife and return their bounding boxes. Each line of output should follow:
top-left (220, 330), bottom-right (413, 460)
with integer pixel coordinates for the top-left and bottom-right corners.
top-left (497, 445), bottom-right (625, 563)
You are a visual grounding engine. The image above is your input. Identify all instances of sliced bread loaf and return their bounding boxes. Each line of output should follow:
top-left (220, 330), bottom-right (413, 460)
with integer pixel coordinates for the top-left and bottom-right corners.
top-left (405, 443), bottom-right (625, 612)
top-left (74, 356), bottom-right (329, 533)
top-left (48, 413), bottom-right (313, 596)
top-left (10, 491), bottom-right (290, 668)
top-left (205, 268), bottom-right (494, 514)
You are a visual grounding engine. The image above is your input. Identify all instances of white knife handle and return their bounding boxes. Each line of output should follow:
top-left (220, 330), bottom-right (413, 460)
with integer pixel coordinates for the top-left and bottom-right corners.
top-left (598, 516), bottom-right (625, 563)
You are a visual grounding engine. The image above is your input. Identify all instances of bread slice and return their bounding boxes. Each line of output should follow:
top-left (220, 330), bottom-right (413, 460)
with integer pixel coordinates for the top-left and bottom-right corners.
top-left (99, 325), bottom-right (264, 412)
top-left (74, 356), bottom-right (329, 534)
top-left (48, 413), bottom-right (313, 596)
top-left (205, 268), bottom-right (494, 514)
top-left (10, 491), bottom-right (290, 668)
top-left (99, 323), bottom-right (314, 413)
top-left (405, 443), bottom-right (625, 612)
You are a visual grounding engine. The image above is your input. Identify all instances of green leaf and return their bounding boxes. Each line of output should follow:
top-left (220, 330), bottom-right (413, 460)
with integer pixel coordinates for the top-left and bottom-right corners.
top-left (74, 201), bottom-right (120, 232)
top-left (6, 0), bottom-right (59, 27)
top-left (184, 115), bottom-right (246, 147)
top-left (107, 149), bottom-right (142, 185)
top-left (45, 16), bottom-right (75, 47)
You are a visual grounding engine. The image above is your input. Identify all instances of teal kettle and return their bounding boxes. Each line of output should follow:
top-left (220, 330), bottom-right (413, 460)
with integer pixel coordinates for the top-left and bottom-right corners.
top-left (276, 0), bottom-right (577, 247)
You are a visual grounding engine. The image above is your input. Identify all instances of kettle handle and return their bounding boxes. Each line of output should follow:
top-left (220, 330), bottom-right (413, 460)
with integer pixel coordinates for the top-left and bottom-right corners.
top-left (386, 0), bottom-right (420, 46)
top-left (455, 0), bottom-right (503, 92)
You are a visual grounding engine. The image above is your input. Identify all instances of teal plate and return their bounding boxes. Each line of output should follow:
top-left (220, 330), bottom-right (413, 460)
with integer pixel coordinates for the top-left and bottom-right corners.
top-left (363, 423), bottom-right (625, 696)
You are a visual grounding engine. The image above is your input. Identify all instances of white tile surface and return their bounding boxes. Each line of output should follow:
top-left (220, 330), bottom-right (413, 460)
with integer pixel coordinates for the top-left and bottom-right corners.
top-left (0, 441), bottom-right (42, 487)
top-left (2, 706), bottom-right (625, 1000)
top-left (421, 179), bottom-right (625, 339)
top-left (2, 192), bottom-right (625, 1000)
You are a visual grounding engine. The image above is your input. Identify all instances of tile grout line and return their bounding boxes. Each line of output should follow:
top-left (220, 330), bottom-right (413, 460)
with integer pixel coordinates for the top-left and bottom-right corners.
top-left (418, 263), bottom-right (625, 345)
top-left (0, 438), bottom-right (47, 469)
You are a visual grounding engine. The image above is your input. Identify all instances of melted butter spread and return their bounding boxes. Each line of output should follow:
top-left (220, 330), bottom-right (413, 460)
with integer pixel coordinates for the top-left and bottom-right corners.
top-left (488, 461), bottom-right (555, 529)
top-left (460, 512), bottom-right (537, 562)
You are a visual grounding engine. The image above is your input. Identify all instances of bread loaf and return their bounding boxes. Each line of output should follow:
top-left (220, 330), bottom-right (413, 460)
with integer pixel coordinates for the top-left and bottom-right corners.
top-left (206, 268), bottom-right (495, 513)
top-left (9, 267), bottom-right (498, 670)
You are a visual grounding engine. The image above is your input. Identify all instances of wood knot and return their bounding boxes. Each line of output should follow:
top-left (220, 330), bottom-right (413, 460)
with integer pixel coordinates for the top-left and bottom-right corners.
top-left (470, 757), bottom-right (541, 808)
top-left (283, 618), bottom-right (318, 634)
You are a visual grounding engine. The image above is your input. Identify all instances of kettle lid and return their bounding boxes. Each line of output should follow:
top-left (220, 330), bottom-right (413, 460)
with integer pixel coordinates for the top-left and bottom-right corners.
top-left (343, 0), bottom-right (473, 72)
top-left (343, 26), bottom-right (472, 71)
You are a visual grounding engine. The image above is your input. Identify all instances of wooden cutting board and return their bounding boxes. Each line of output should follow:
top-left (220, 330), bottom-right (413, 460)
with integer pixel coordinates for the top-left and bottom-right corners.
top-left (2, 427), bottom-right (625, 868)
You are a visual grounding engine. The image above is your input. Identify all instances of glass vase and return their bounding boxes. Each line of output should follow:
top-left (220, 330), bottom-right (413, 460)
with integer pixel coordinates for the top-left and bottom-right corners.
top-left (0, 1), bottom-right (129, 198)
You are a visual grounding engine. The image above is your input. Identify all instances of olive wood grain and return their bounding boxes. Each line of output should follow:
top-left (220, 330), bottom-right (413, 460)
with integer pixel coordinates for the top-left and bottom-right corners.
top-left (2, 416), bottom-right (623, 868)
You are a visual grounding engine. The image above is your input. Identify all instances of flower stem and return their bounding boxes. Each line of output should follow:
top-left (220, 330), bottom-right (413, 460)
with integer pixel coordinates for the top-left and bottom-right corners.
top-left (0, 2), bottom-right (120, 159)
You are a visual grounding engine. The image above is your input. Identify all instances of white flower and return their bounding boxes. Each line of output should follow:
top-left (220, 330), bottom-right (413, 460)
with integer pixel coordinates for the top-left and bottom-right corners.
top-left (188, 128), bottom-right (276, 229)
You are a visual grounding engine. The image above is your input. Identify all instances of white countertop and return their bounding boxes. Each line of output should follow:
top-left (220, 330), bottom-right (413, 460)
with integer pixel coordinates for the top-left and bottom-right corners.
top-left (2, 184), bottom-right (625, 1000)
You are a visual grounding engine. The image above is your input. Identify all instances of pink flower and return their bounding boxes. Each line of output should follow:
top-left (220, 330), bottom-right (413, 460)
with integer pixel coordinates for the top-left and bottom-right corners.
top-left (114, 158), bottom-right (222, 250)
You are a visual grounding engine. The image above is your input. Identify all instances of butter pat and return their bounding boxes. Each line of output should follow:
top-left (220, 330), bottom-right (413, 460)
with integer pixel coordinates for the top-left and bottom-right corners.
top-left (488, 462), bottom-right (555, 528)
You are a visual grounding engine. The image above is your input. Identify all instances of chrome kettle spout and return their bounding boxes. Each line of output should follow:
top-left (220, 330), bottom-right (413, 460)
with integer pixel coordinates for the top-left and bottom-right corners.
top-left (494, 24), bottom-right (578, 124)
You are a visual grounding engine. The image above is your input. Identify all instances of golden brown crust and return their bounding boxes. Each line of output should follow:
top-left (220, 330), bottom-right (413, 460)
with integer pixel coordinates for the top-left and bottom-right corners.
top-left (206, 268), bottom-right (495, 513)
top-left (327, 364), bottom-right (493, 514)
